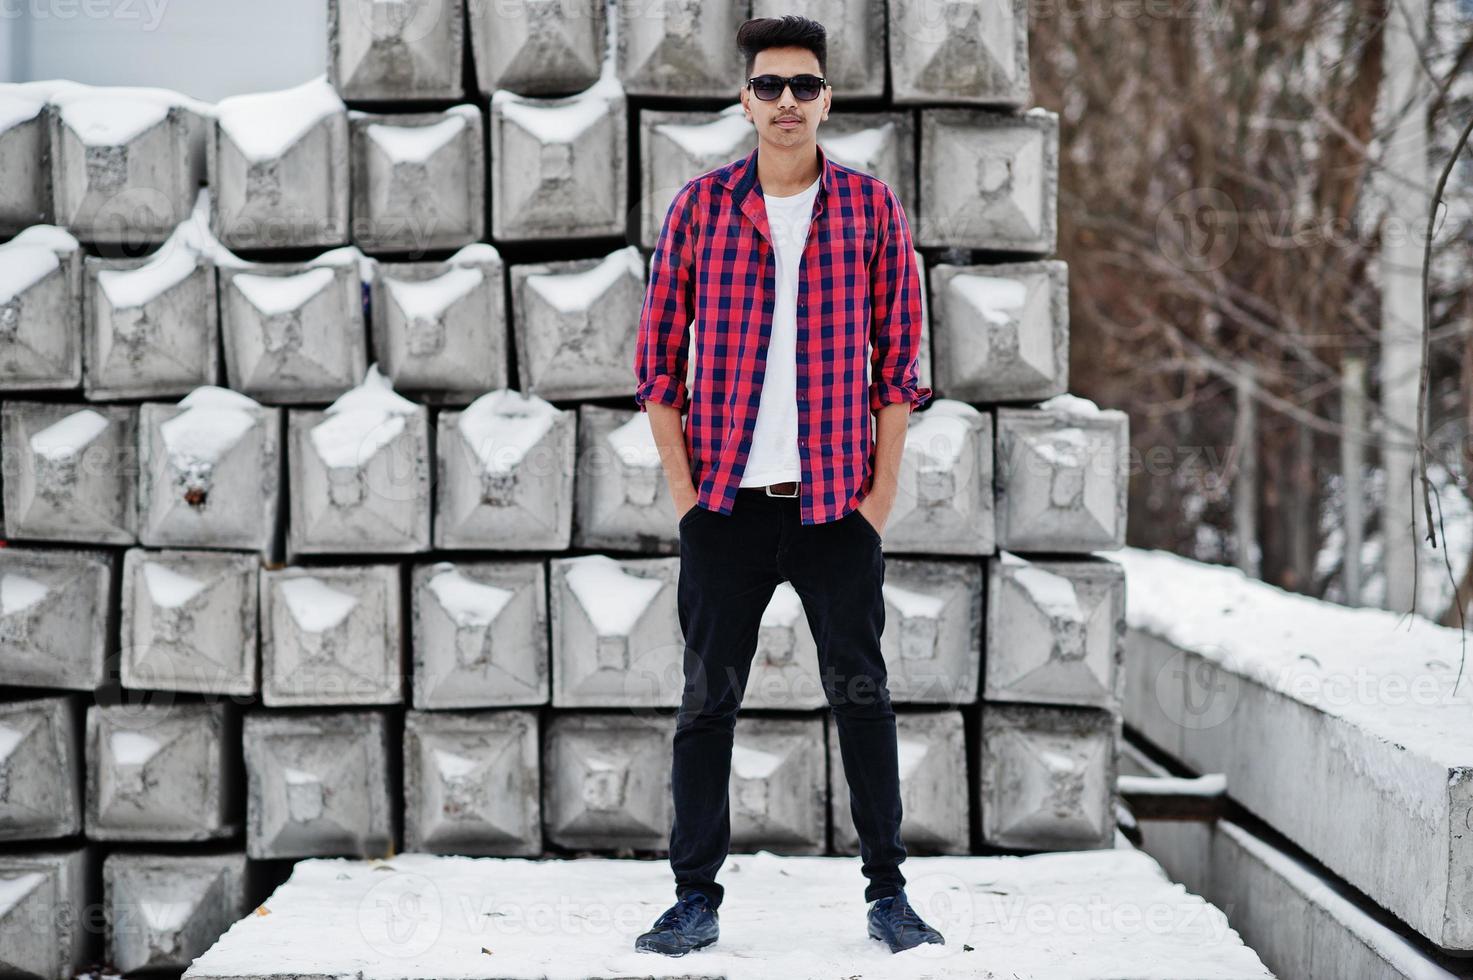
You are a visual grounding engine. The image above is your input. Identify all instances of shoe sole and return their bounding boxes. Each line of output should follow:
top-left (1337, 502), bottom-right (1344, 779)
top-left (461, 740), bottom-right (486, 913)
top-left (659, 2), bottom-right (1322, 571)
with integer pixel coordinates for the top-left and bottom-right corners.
top-left (635, 935), bottom-right (717, 956)
top-left (868, 924), bottom-right (944, 953)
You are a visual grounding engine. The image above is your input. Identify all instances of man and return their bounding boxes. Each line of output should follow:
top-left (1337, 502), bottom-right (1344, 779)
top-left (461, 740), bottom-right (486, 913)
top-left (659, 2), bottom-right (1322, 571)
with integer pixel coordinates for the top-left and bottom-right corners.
top-left (630, 15), bottom-right (943, 957)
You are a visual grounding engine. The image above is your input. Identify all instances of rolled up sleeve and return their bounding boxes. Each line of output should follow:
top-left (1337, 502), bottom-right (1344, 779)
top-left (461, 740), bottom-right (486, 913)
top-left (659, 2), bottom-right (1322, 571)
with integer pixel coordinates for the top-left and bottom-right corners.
top-left (634, 180), bottom-right (700, 414)
top-left (867, 185), bottom-right (933, 413)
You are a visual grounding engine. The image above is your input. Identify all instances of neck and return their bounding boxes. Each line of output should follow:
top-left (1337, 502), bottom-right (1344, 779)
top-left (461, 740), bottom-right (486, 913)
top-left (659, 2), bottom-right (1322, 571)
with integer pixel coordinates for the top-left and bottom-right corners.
top-left (756, 141), bottom-right (820, 196)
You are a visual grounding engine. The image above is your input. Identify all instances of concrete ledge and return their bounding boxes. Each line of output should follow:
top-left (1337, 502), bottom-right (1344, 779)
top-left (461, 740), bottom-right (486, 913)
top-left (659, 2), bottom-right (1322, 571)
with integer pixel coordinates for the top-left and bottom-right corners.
top-left (0, 93), bottom-right (52, 234)
top-left (0, 547), bottom-right (113, 690)
top-left (0, 847), bottom-right (92, 979)
top-left (889, 400), bottom-right (995, 556)
top-left (0, 225), bottom-right (81, 389)
top-left (328, 0), bottom-right (465, 100)
top-left (541, 713), bottom-right (671, 850)
top-left (469, 0), bottom-right (606, 96)
top-left (730, 715), bottom-right (825, 853)
top-left (0, 695), bottom-right (83, 840)
top-left (2, 401), bottom-right (138, 545)
top-left (616, 0), bottom-right (746, 98)
top-left (103, 850), bottom-right (248, 973)
top-left (890, 0), bottom-right (1030, 106)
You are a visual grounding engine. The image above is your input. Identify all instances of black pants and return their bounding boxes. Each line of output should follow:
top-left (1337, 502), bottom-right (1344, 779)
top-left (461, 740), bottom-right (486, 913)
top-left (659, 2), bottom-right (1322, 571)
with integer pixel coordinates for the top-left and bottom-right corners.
top-left (668, 486), bottom-right (906, 909)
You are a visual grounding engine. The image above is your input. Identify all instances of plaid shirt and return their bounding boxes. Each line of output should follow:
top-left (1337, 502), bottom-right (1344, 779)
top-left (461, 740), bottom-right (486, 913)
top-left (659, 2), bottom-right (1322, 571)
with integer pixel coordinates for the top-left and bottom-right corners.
top-left (633, 143), bottom-right (932, 525)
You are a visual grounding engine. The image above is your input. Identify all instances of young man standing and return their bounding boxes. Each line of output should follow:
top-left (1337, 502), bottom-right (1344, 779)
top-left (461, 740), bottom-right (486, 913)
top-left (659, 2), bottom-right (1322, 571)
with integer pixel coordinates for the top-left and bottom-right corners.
top-left (630, 15), bottom-right (943, 957)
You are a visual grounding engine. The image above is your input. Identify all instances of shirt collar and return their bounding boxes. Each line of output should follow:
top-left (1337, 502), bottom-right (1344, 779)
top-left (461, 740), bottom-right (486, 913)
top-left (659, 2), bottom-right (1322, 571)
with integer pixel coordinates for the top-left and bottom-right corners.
top-left (721, 142), bottom-right (835, 240)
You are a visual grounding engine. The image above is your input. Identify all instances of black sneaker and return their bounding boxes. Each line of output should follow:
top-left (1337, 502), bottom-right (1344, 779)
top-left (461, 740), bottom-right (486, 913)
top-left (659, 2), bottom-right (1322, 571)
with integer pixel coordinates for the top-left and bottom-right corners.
top-left (867, 889), bottom-right (945, 953)
top-left (634, 892), bottom-right (719, 956)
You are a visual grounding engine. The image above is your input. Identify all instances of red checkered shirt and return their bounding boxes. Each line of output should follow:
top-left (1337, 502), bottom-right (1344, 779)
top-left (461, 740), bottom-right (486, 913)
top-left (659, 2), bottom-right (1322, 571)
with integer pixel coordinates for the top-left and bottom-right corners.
top-left (633, 143), bottom-right (932, 525)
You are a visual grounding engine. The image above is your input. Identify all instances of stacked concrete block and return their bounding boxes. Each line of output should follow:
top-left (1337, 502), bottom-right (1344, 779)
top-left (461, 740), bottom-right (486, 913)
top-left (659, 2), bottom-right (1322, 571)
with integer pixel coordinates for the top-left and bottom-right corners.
top-left (435, 389), bottom-right (576, 550)
top-left (372, 244), bottom-right (507, 404)
top-left (885, 399), bottom-right (994, 555)
top-left (137, 386), bottom-right (282, 555)
top-left (549, 555), bottom-right (681, 707)
top-left (542, 713), bottom-right (671, 850)
top-left (350, 106), bottom-right (485, 253)
top-left (728, 715), bottom-right (826, 853)
top-left (510, 246), bottom-right (644, 398)
top-left (753, 0), bottom-right (884, 98)
top-left (0, 696), bottom-right (83, 840)
top-left (574, 403), bottom-right (694, 552)
top-left (120, 548), bottom-right (260, 696)
top-left (242, 709), bottom-right (394, 859)
top-left (403, 709), bottom-right (541, 855)
top-left (328, 0), bottom-right (465, 100)
top-left (638, 105), bottom-right (755, 249)
top-left (819, 111), bottom-right (917, 217)
top-left (0, 225), bottom-right (83, 390)
top-left (879, 559), bottom-right (984, 704)
top-left (489, 75), bottom-right (627, 240)
top-left (744, 582), bottom-right (826, 710)
top-left (888, 0), bottom-right (1030, 106)
top-left (85, 702), bottom-right (239, 841)
top-left (209, 76), bottom-right (350, 250)
top-left (469, 0), bottom-right (607, 96)
top-left (0, 88), bottom-right (52, 233)
top-left (2, 401), bottom-right (137, 544)
top-left (0, 548), bottom-right (112, 691)
top-left (287, 365), bottom-right (431, 556)
top-left (411, 561), bottom-right (549, 709)
top-left (0, 848), bottom-right (92, 979)
top-left (616, 0), bottom-right (749, 97)
top-left (260, 564), bottom-right (403, 706)
top-left (103, 851), bottom-right (248, 974)
top-left (830, 710), bottom-right (969, 854)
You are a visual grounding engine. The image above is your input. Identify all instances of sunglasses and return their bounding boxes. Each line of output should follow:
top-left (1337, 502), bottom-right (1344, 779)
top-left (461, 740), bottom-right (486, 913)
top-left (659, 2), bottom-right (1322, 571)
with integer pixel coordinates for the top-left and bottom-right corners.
top-left (747, 73), bottom-right (826, 101)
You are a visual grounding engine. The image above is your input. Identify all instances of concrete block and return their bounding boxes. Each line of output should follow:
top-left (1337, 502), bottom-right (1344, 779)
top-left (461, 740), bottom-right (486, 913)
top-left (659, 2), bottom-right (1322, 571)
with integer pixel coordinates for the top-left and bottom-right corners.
top-left (884, 400), bottom-right (994, 556)
top-left (137, 386), bottom-right (282, 555)
top-left (985, 552), bottom-right (1125, 710)
top-left (372, 244), bottom-right (507, 405)
top-left (889, 0), bottom-right (1030, 106)
top-left (979, 702), bottom-right (1120, 850)
top-left (639, 105), bottom-right (755, 248)
top-left (819, 111), bottom-right (916, 217)
top-left (403, 709), bottom-right (541, 855)
top-left (753, 0), bottom-right (885, 97)
top-left (542, 713), bottom-right (671, 850)
top-left (219, 247), bottom-right (370, 404)
top-left (917, 107), bottom-right (1058, 252)
top-left (995, 396), bottom-right (1130, 552)
top-left (410, 560), bottom-right (549, 709)
top-left (616, 0), bottom-right (749, 98)
top-left (0, 695), bottom-right (83, 841)
top-left (260, 564), bottom-right (403, 707)
top-left (0, 848), bottom-right (91, 979)
top-left (350, 106), bottom-right (485, 254)
top-left (573, 403), bottom-right (689, 553)
top-left (434, 389), bottom-right (576, 550)
top-left (103, 851), bottom-right (248, 974)
top-left (328, 0), bottom-right (465, 100)
top-left (549, 554), bottom-right (681, 708)
top-left (880, 558), bottom-right (984, 705)
top-left (120, 548), bottom-right (260, 697)
top-left (85, 702), bottom-right (239, 841)
top-left (830, 709), bottom-right (969, 854)
top-left (469, 0), bottom-right (607, 97)
top-left (510, 246), bottom-right (644, 399)
top-left (0, 547), bottom-right (112, 690)
top-left (0, 225), bottom-right (82, 390)
top-left (744, 582), bottom-right (826, 710)
top-left (489, 77), bottom-right (627, 240)
top-left (929, 259), bottom-right (1069, 403)
top-left (729, 715), bottom-right (825, 853)
top-left (242, 708), bottom-right (394, 859)
top-left (0, 92), bottom-right (52, 234)
top-left (209, 76), bottom-right (349, 250)
top-left (2, 401), bottom-right (137, 544)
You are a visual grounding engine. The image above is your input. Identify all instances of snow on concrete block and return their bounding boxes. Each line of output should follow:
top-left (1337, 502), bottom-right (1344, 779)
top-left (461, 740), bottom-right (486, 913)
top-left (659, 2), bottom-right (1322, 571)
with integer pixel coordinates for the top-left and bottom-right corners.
top-left (728, 715), bottom-right (825, 853)
top-left (120, 548), bottom-right (260, 697)
top-left (985, 552), bottom-right (1125, 710)
top-left (260, 564), bottom-right (403, 707)
top-left (638, 106), bottom-right (756, 249)
top-left (209, 76), bottom-right (349, 250)
top-left (372, 244), bottom-right (507, 405)
top-left (889, 0), bottom-right (1030, 106)
top-left (2, 401), bottom-right (137, 544)
top-left (0, 90), bottom-right (52, 234)
top-left (489, 77), bottom-right (627, 240)
top-left (328, 0), bottom-right (465, 100)
top-left (510, 247), bottom-right (644, 399)
top-left (350, 106), bottom-right (485, 254)
top-left (411, 560), bottom-right (549, 709)
top-left (103, 851), bottom-right (248, 974)
top-left (242, 709), bottom-right (394, 859)
top-left (616, 0), bottom-right (747, 97)
top-left (0, 548), bottom-right (112, 690)
top-left (0, 695), bottom-right (83, 841)
top-left (995, 396), bottom-right (1129, 553)
top-left (469, 0), bottom-right (607, 97)
top-left (819, 112), bottom-right (917, 217)
top-left (219, 246), bottom-right (370, 404)
top-left (929, 259), bottom-right (1069, 403)
top-left (403, 709), bottom-right (541, 855)
top-left (880, 559), bottom-right (984, 704)
top-left (138, 386), bottom-right (282, 555)
top-left (979, 702), bottom-right (1120, 850)
top-left (434, 389), bottom-right (575, 550)
top-left (754, 0), bottom-right (885, 97)
top-left (917, 108), bottom-right (1058, 252)
top-left (745, 582), bottom-right (826, 711)
top-left (884, 400), bottom-right (993, 556)
top-left (573, 403), bottom-right (690, 553)
top-left (830, 709), bottom-right (969, 854)
top-left (287, 365), bottom-right (431, 557)
top-left (0, 848), bottom-right (91, 980)
top-left (0, 225), bottom-right (82, 390)
top-left (85, 702), bottom-right (240, 842)
top-left (542, 713), bottom-right (671, 850)
top-left (549, 554), bottom-right (681, 708)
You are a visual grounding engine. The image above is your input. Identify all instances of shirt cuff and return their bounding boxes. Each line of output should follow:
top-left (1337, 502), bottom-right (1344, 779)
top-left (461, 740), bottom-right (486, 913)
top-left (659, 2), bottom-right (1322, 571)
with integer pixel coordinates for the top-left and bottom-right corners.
top-left (635, 376), bottom-right (690, 414)
top-left (868, 381), bottom-right (933, 413)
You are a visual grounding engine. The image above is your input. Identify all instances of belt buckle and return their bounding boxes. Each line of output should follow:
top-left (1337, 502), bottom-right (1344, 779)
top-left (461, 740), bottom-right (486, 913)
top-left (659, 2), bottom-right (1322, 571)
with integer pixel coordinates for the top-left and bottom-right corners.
top-left (765, 481), bottom-right (800, 498)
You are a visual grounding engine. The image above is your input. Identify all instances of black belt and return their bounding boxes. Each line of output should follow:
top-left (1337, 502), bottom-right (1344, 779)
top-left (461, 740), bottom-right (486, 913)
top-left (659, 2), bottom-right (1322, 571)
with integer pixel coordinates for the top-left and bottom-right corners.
top-left (738, 480), bottom-right (800, 498)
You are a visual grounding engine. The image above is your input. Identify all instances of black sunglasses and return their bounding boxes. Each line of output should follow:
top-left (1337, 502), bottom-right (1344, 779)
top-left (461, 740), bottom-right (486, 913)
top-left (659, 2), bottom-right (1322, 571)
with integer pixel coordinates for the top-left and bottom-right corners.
top-left (747, 73), bottom-right (826, 102)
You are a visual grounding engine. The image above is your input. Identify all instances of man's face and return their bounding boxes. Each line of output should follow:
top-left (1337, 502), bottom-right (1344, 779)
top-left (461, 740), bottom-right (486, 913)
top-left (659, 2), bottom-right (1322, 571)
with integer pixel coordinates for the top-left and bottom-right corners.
top-left (742, 47), bottom-right (830, 145)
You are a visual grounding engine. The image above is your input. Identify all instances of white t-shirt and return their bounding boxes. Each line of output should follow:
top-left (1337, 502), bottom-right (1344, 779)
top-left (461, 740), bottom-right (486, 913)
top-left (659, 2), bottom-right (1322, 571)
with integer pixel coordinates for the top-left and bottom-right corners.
top-left (740, 173), bottom-right (821, 486)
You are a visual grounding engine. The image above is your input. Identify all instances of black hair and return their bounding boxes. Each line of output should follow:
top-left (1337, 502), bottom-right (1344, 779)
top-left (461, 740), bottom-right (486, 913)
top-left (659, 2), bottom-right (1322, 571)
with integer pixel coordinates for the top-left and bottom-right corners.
top-left (736, 15), bottom-right (827, 79)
